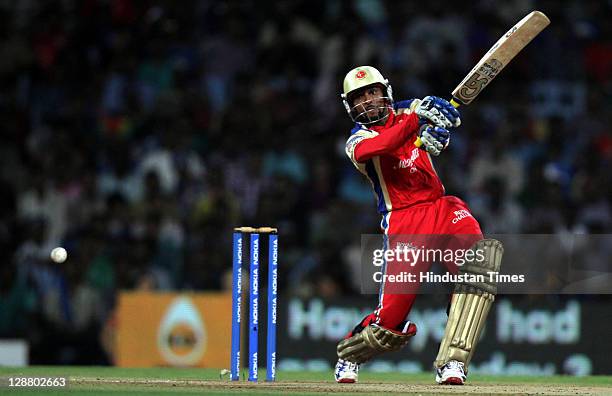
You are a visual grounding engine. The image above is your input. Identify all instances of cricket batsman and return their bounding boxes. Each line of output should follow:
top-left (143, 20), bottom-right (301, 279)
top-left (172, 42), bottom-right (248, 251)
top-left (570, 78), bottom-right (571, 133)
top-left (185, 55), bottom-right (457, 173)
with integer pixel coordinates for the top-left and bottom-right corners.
top-left (334, 66), bottom-right (504, 385)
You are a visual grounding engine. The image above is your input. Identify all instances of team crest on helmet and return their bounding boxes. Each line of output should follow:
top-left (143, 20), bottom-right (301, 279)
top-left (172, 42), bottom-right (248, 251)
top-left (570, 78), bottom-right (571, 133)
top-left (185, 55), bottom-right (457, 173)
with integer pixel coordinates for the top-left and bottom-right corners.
top-left (355, 70), bottom-right (366, 79)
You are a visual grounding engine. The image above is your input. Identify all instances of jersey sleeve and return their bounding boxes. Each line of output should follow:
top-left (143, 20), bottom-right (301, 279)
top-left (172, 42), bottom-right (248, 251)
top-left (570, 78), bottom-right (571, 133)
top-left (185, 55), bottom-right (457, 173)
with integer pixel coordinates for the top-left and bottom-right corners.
top-left (345, 128), bottom-right (378, 173)
top-left (352, 112), bottom-right (420, 163)
top-left (395, 99), bottom-right (421, 115)
top-left (394, 99), bottom-right (414, 110)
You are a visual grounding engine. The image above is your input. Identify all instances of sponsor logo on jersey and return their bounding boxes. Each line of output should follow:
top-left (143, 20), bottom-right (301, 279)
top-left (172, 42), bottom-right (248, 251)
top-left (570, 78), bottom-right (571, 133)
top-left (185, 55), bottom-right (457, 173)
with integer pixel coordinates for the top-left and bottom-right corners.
top-left (451, 210), bottom-right (473, 224)
top-left (346, 134), bottom-right (367, 158)
top-left (398, 148), bottom-right (419, 173)
top-left (396, 241), bottom-right (417, 250)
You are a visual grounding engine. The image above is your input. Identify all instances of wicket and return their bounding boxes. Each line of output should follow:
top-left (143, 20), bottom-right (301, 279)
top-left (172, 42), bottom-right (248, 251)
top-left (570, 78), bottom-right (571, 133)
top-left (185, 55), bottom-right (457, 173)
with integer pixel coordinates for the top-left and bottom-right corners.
top-left (231, 226), bottom-right (278, 382)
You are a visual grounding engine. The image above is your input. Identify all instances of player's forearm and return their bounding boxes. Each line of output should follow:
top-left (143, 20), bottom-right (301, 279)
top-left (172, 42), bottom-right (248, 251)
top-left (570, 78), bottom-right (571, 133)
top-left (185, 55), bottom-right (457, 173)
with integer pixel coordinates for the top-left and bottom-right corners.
top-left (354, 113), bottom-right (419, 162)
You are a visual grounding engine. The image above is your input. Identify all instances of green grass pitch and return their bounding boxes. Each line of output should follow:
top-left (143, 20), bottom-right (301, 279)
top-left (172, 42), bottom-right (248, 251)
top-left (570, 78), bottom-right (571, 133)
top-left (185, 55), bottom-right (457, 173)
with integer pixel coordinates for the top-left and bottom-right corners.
top-left (0, 366), bottom-right (610, 395)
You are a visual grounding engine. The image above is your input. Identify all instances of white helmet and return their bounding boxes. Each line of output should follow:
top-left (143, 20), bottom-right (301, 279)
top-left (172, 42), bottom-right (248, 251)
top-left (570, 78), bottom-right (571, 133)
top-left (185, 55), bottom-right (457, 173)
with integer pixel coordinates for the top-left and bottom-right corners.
top-left (341, 66), bottom-right (394, 125)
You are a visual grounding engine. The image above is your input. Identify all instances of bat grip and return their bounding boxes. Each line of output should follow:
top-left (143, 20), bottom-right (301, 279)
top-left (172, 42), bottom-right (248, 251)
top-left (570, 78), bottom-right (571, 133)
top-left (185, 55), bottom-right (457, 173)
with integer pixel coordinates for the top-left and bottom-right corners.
top-left (413, 98), bottom-right (461, 147)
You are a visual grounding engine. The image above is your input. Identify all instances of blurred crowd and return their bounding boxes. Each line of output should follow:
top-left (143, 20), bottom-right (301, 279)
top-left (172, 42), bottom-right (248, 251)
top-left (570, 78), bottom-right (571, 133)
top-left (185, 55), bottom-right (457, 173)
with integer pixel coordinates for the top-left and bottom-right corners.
top-left (0, 0), bottom-right (610, 364)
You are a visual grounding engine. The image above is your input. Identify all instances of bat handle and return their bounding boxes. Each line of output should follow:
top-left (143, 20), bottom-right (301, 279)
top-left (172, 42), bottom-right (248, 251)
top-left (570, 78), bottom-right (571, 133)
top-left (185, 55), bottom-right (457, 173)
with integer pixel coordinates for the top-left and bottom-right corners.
top-left (413, 98), bottom-right (461, 148)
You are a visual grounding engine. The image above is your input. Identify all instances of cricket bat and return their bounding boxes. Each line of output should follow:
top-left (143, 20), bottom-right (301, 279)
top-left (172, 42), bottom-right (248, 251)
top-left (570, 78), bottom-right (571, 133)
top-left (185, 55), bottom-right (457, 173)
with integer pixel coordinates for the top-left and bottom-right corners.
top-left (415, 10), bottom-right (550, 147)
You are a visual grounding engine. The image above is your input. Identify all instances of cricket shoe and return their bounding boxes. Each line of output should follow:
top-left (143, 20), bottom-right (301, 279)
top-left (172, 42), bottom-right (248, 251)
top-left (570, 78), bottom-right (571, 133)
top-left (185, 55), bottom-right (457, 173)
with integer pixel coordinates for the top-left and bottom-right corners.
top-left (334, 359), bottom-right (359, 383)
top-left (435, 360), bottom-right (466, 385)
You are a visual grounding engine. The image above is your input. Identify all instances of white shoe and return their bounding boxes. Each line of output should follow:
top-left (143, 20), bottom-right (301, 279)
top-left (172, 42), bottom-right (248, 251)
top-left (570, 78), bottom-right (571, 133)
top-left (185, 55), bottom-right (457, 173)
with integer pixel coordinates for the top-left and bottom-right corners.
top-left (334, 358), bottom-right (359, 383)
top-left (435, 360), bottom-right (466, 385)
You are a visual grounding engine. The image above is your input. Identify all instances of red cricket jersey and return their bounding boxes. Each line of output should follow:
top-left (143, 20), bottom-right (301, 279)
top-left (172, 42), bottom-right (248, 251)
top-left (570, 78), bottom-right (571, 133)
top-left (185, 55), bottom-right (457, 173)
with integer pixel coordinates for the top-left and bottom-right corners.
top-left (345, 101), bottom-right (445, 214)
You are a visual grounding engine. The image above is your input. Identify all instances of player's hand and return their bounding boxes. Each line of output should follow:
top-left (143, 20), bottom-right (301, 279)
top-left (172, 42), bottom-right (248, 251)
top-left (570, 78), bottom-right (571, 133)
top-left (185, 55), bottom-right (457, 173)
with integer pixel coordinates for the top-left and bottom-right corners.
top-left (414, 96), bottom-right (461, 128)
top-left (419, 125), bottom-right (450, 156)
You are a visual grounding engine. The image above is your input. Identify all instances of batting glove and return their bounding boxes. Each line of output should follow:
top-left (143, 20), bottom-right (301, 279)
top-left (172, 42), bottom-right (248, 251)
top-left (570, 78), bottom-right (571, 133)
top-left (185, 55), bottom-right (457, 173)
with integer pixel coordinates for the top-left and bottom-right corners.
top-left (414, 96), bottom-right (461, 129)
top-left (419, 125), bottom-right (450, 156)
